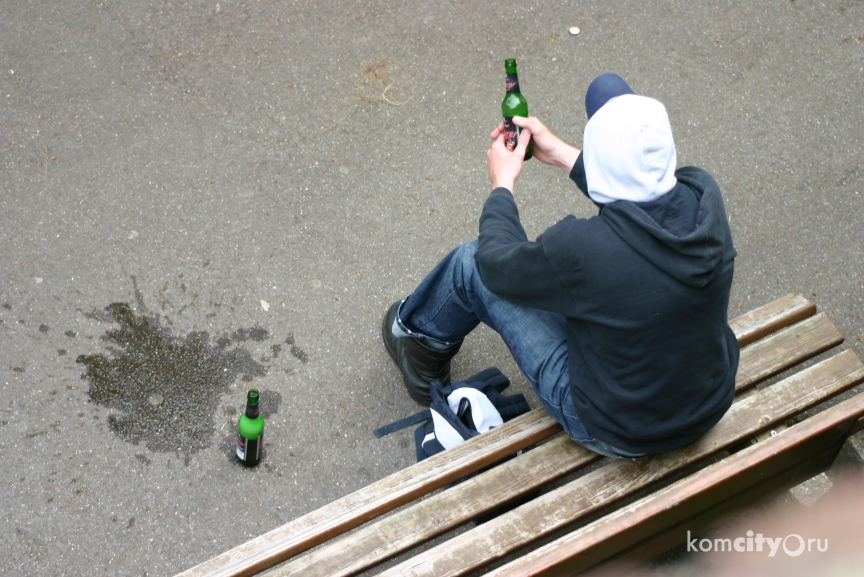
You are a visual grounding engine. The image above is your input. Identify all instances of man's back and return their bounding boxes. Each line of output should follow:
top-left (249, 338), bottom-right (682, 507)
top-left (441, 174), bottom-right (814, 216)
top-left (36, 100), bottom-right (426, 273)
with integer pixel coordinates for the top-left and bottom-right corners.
top-left (475, 163), bottom-right (738, 453)
top-left (550, 165), bottom-right (737, 453)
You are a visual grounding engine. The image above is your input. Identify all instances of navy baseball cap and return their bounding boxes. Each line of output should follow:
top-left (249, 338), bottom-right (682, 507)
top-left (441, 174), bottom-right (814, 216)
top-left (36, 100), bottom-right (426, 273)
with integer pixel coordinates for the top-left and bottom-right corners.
top-left (585, 73), bottom-right (635, 120)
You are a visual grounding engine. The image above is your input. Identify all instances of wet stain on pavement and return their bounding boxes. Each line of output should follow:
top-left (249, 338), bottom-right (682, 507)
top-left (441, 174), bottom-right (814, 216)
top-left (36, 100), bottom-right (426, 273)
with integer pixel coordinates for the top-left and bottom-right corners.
top-left (285, 334), bottom-right (308, 363)
top-left (259, 390), bottom-right (283, 420)
top-left (231, 326), bottom-right (269, 342)
top-left (76, 302), bottom-right (269, 453)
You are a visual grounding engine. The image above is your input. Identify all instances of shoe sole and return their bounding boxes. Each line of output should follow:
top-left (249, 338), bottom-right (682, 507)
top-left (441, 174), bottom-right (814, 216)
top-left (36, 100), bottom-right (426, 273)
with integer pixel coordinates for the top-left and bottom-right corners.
top-left (382, 301), bottom-right (401, 367)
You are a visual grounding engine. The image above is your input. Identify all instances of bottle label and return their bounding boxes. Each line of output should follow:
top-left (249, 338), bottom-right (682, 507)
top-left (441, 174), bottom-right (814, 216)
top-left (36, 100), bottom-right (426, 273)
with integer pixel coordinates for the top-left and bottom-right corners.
top-left (505, 73), bottom-right (520, 94)
top-left (503, 116), bottom-right (519, 151)
top-left (236, 433), bottom-right (263, 463)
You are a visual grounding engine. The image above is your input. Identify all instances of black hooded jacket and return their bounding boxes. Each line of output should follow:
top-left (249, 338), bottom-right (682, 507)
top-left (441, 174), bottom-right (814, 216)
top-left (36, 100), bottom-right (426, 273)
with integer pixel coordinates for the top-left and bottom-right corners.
top-left (475, 154), bottom-right (739, 454)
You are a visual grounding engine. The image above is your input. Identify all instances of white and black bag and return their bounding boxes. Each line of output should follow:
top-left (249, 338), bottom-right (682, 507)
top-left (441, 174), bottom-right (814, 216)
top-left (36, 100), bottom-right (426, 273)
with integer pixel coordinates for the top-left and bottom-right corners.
top-left (415, 367), bottom-right (530, 461)
top-left (375, 367), bottom-right (533, 523)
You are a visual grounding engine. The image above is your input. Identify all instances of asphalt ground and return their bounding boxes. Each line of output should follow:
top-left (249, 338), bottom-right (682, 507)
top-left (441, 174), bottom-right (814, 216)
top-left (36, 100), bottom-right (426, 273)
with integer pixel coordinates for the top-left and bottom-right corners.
top-left (1, 0), bottom-right (863, 575)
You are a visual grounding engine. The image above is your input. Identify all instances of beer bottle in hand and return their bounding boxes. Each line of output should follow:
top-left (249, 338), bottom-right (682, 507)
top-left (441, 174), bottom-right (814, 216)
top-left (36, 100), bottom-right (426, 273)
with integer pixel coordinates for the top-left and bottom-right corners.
top-left (502, 58), bottom-right (532, 160)
top-left (236, 389), bottom-right (264, 467)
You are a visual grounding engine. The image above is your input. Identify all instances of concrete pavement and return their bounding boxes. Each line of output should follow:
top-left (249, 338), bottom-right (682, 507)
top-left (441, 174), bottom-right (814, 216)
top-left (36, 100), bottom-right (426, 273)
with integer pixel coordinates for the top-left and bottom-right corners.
top-left (1, 0), bottom-right (863, 575)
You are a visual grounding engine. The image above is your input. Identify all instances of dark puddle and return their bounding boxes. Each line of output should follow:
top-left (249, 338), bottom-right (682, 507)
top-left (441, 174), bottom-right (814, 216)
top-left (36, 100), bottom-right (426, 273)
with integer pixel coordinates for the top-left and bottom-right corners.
top-left (77, 302), bottom-right (272, 454)
top-left (231, 326), bottom-right (269, 342)
top-left (285, 334), bottom-right (308, 363)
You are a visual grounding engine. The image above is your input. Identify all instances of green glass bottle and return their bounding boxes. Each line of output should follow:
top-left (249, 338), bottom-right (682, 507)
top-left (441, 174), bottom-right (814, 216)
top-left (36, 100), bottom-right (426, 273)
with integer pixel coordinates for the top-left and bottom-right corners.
top-left (236, 389), bottom-right (264, 466)
top-left (502, 58), bottom-right (532, 161)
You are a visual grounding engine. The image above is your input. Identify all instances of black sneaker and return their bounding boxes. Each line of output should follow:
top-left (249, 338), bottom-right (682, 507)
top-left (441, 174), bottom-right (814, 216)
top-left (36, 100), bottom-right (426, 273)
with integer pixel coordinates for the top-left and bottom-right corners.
top-left (382, 301), bottom-right (462, 405)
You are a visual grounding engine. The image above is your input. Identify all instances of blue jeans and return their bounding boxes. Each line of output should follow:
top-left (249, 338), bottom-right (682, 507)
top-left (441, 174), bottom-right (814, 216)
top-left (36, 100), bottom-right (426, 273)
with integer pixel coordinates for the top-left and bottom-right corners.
top-left (396, 241), bottom-right (646, 460)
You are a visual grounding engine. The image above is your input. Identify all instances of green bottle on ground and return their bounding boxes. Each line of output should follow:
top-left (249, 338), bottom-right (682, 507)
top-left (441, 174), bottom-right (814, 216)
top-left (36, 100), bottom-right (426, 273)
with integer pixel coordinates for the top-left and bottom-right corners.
top-left (236, 389), bottom-right (264, 467)
top-left (502, 58), bottom-right (532, 161)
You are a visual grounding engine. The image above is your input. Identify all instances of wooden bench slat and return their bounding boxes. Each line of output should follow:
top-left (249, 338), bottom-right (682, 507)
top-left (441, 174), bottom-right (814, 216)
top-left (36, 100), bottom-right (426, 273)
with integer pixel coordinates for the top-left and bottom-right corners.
top-left (728, 293), bottom-right (815, 347)
top-left (176, 408), bottom-right (560, 577)
top-left (376, 350), bottom-right (864, 577)
top-left (734, 312), bottom-right (843, 393)
top-left (176, 294), bottom-right (818, 577)
top-left (262, 438), bottom-right (600, 577)
top-left (605, 413), bottom-right (864, 572)
top-left (260, 309), bottom-right (838, 577)
top-left (590, 442), bottom-right (829, 575)
top-left (483, 385), bottom-right (864, 577)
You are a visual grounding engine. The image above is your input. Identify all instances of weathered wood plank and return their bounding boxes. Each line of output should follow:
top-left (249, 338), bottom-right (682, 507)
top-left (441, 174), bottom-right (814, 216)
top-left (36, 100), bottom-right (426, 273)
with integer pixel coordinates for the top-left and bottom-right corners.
top-left (376, 350), bottom-right (864, 577)
top-left (260, 311), bottom-right (842, 577)
top-left (176, 294), bottom-right (821, 577)
top-left (175, 409), bottom-right (561, 577)
top-left (587, 447), bottom-right (831, 575)
top-left (734, 312), bottom-right (843, 393)
top-left (262, 438), bottom-right (599, 577)
top-left (485, 390), bottom-right (864, 577)
top-left (729, 293), bottom-right (815, 347)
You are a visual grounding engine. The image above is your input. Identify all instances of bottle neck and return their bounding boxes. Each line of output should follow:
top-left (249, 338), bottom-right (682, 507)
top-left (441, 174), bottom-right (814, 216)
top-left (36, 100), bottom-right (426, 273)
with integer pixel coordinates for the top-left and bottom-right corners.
top-left (245, 402), bottom-right (259, 419)
top-left (505, 71), bottom-right (520, 94)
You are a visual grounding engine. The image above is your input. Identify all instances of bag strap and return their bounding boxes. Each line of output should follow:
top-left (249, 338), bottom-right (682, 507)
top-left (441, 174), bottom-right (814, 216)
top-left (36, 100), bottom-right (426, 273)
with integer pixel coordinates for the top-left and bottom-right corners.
top-left (373, 409), bottom-right (431, 438)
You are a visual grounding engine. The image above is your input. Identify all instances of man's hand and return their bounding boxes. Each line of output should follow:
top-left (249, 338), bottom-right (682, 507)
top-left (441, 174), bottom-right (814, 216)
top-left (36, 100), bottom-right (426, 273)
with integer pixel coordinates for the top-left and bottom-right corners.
top-left (487, 125), bottom-right (531, 191)
top-left (492, 117), bottom-right (580, 172)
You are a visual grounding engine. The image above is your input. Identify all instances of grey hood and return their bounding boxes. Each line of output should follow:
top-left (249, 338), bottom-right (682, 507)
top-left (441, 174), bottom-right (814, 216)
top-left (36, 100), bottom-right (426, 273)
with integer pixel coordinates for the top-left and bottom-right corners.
top-left (583, 94), bottom-right (678, 205)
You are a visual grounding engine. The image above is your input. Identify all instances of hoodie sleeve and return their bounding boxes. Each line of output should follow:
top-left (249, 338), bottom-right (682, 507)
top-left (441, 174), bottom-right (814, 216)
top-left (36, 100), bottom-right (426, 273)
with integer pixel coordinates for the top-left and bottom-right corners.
top-left (568, 152), bottom-right (592, 202)
top-left (475, 188), bottom-right (575, 313)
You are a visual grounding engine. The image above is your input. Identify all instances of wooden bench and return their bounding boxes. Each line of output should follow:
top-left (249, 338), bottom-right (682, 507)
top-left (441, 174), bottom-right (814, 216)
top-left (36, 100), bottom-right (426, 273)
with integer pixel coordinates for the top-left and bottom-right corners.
top-left (177, 294), bottom-right (864, 577)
